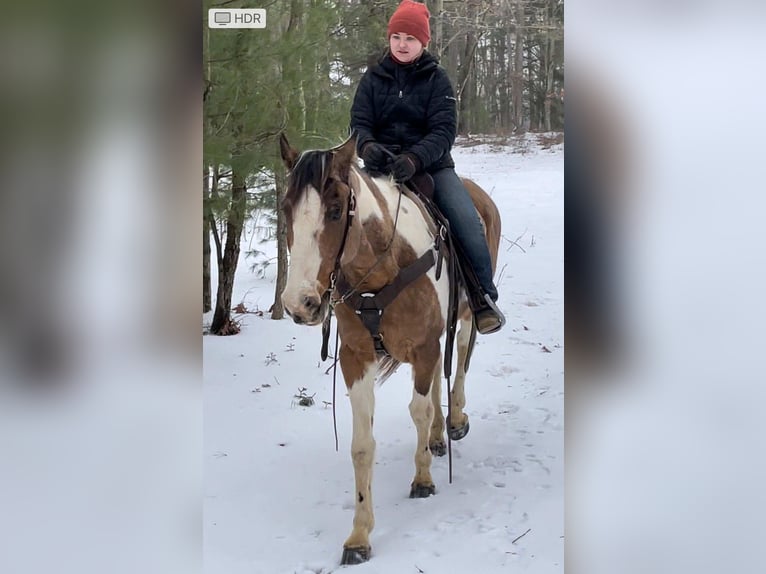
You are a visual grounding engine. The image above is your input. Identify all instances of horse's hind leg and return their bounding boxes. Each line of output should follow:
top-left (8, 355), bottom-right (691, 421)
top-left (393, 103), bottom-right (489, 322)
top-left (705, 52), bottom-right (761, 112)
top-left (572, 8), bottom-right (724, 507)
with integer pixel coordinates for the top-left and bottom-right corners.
top-left (428, 355), bottom-right (447, 457)
top-left (449, 317), bottom-right (475, 441)
top-left (340, 348), bottom-right (377, 565)
top-left (409, 349), bottom-right (439, 498)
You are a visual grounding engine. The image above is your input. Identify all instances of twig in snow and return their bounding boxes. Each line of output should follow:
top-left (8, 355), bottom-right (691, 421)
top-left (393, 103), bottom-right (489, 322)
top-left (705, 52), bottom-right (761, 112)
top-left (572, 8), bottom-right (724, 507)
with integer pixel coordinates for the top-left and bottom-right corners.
top-left (512, 528), bottom-right (531, 544)
top-left (324, 357), bottom-right (338, 375)
top-left (497, 262), bottom-right (508, 285)
top-left (503, 229), bottom-right (528, 253)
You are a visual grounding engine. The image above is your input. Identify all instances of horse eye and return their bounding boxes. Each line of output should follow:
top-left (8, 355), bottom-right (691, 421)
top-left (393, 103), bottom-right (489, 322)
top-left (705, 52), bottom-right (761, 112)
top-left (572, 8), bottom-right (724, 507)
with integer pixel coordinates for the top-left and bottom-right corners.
top-left (327, 206), bottom-right (342, 221)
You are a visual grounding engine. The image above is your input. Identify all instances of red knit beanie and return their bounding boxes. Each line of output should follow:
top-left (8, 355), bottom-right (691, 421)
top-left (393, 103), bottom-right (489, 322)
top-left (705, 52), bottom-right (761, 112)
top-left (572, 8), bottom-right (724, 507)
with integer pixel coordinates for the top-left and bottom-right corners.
top-left (387, 0), bottom-right (431, 46)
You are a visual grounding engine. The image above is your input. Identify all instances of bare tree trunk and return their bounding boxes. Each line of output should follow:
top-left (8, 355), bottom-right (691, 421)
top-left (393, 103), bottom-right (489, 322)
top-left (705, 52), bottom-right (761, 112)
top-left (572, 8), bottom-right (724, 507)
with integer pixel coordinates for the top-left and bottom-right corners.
top-left (454, 1), bottom-right (482, 135)
top-left (445, 36), bottom-right (459, 89)
top-left (210, 164), bottom-right (246, 335)
top-left (512, 0), bottom-right (525, 133)
top-left (544, 16), bottom-right (556, 131)
top-left (268, 0), bottom-right (304, 320)
top-left (430, 0), bottom-right (444, 60)
top-left (499, 30), bottom-right (510, 132)
top-left (271, 169), bottom-right (287, 320)
top-left (487, 35), bottom-right (498, 131)
top-left (544, 45), bottom-right (553, 131)
top-left (203, 25), bottom-right (212, 314)
top-left (203, 166), bottom-right (211, 313)
top-left (458, 28), bottom-right (480, 135)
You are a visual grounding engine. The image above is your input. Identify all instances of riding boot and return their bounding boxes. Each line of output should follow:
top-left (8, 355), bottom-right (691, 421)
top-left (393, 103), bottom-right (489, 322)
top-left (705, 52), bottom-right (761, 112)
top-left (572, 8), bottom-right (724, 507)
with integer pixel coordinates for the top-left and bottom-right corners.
top-left (452, 241), bottom-right (506, 335)
top-left (474, 294), bottom-right (506, 335)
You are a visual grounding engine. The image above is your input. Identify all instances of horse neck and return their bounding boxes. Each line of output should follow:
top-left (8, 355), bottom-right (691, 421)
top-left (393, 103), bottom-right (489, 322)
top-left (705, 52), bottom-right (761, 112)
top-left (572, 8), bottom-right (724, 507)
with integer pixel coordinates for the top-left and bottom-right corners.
top-left (353, 167), bottom-right (394, 226)
top-left (343, 167), bottom-right (434, 289)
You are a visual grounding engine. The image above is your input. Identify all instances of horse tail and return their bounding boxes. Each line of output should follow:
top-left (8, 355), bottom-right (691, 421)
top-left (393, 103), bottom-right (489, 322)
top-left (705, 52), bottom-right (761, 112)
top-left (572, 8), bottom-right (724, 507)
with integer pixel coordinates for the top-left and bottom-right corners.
top-left (462, 178), bottom-right (502, 271)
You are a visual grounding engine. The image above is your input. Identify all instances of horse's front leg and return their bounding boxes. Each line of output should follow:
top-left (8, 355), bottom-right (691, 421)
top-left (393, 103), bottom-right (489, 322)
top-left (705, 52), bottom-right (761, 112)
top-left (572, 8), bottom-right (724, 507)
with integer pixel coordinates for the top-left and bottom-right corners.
top-left (339, 346), bottom-right (377, 566)
top-left (449, 317), bottom-right (474, 440)
top-left (428, 354), bottom-right (447, 457)
top-left (409, 346), bottom-right (440, 498)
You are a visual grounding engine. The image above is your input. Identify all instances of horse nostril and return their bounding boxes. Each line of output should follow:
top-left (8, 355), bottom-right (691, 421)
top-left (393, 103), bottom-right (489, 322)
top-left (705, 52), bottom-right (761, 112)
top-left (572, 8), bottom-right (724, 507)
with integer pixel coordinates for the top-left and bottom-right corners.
top-left (302, 295), bottom-right (320, 312)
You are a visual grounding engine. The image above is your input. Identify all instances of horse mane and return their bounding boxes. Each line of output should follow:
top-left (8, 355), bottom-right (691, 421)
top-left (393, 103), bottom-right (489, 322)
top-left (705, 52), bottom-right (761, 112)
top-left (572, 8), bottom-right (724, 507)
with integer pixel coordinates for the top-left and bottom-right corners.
top-left (282, 150), bottom-right (332, 214)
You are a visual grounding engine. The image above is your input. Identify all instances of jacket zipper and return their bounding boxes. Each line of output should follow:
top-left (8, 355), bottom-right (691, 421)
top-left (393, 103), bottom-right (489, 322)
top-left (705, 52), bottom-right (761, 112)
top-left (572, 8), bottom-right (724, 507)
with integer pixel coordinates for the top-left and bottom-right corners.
top-left (396, 63), bottom-right (421, 99)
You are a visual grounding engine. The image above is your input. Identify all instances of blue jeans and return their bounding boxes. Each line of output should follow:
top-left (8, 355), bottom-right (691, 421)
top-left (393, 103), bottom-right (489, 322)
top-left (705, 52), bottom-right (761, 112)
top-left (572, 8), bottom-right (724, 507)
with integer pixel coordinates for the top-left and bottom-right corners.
top-left (431, 168), bottom-right (498, 301)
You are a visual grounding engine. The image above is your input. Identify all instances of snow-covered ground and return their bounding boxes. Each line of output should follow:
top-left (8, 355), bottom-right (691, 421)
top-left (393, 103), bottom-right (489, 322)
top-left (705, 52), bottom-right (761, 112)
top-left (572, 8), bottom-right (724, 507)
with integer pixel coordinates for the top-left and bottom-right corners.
top-left (204, 134), bottom-right (564, 573)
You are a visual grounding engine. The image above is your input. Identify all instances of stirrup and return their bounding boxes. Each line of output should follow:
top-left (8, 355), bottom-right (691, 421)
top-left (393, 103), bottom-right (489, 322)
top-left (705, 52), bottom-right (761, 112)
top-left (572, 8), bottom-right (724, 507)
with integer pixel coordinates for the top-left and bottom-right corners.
top-left (474, 294), bottom-right (506, 335)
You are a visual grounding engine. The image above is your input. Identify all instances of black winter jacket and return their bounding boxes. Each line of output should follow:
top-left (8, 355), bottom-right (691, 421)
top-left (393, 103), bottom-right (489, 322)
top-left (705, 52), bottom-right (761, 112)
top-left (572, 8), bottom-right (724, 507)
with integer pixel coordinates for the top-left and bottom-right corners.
top-left (350, 50), bottom-right (457, 173)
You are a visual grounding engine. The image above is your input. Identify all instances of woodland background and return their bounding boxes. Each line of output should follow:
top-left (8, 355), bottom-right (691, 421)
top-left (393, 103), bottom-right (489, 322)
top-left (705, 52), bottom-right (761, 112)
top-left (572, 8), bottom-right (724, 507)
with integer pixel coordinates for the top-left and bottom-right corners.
top-left (202, 0), bottom-right (564, 334)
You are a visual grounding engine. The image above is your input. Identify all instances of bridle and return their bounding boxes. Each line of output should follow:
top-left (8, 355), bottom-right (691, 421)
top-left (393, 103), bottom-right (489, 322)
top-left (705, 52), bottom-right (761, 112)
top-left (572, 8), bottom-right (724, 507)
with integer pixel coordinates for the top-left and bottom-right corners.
top-left (320, 167), bottom-right (404, 311)
top-left (321, 180), bottom-right (357, 309)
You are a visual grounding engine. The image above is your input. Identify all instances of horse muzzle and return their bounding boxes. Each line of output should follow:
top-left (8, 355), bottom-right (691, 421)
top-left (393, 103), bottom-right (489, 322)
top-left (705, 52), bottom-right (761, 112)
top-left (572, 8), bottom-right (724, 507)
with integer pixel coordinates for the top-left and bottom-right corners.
top-left (283, 293), bottom-right (327, 326)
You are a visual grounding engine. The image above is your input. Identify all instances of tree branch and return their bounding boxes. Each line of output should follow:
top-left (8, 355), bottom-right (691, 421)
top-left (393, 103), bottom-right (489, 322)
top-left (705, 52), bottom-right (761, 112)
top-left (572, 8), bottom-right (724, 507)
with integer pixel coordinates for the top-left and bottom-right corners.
top-left (512, 528), bottom-right (531, 544)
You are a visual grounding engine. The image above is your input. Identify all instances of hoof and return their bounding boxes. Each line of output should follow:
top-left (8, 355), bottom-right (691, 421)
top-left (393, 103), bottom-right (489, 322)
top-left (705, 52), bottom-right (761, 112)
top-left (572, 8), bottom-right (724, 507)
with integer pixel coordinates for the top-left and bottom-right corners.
top-left (449, 420), bottom-right (470, 441)
top-left (409, 483), bottom-right (436, 498)
top-left (340, 546), bottom-right (371, 565)
top-left (429, 440), bottom-right (447, 457)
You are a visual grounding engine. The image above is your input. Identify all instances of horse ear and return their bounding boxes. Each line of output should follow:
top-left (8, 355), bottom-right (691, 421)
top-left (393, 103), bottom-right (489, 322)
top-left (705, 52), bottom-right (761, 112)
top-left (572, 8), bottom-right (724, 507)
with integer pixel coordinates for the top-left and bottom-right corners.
top-left (330, 133), bottom-right (358, 178)
top-left (279, 133), bottom-right (298, 169)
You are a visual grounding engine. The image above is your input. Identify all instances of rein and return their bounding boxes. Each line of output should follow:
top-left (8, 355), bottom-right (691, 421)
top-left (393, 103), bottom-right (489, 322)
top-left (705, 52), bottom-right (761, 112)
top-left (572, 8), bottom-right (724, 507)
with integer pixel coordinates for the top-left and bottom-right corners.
top-left (320, 167), bottom-right (400, 322)
top-left (325, 187), bottom-right (357, 311)
top-left (321, 182), bottom-right (357, 453)
top-left (337, 172), bottom-right (404, 304)
top-left (321, 169), bottom-right (406, 452)
top-left (322, 168), bottom-right (406, 354)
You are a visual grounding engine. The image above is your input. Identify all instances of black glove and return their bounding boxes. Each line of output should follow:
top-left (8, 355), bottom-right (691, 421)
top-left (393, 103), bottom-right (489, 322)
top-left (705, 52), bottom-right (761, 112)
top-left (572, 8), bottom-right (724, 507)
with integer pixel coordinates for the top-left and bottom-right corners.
top-left (360, 142), bottom-right (389, 171)
top-left (390, 154), bottom-right (419, 182)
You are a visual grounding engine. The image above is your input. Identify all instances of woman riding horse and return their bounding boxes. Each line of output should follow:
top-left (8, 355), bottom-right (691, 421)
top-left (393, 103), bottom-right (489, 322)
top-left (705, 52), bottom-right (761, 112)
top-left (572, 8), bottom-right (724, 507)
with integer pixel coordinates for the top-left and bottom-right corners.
top-left (350, 0), bottom-right (505, 335)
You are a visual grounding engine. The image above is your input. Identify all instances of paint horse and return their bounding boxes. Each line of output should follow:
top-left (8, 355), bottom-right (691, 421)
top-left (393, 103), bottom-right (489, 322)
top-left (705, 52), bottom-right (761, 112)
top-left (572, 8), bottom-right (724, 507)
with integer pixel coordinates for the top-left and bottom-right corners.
top-left (279, 134), bottom-right (501, 565)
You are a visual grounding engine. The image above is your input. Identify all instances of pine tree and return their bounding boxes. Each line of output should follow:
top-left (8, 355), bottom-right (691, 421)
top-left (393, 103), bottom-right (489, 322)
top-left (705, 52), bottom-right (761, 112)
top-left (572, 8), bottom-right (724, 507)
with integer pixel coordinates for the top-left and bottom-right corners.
top-left (202, 0), bottom-right (564, 333)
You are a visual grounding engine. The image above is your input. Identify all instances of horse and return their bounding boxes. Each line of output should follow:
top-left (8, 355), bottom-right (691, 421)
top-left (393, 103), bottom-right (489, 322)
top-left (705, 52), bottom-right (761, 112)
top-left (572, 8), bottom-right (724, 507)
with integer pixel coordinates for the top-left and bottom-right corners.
top-left (278, 133), bottom-right (501, 565)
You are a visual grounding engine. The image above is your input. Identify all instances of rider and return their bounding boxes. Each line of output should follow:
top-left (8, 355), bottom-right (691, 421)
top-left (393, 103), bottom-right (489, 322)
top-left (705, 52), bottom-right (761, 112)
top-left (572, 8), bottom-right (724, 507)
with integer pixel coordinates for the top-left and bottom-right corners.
top-left (349, 0), bottom-right (505, 334)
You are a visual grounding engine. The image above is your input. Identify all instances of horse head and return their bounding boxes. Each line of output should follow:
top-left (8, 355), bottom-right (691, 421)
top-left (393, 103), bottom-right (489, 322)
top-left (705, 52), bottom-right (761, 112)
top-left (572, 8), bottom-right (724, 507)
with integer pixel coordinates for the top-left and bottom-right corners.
top-left (279, 133), bottom-right (357, 326)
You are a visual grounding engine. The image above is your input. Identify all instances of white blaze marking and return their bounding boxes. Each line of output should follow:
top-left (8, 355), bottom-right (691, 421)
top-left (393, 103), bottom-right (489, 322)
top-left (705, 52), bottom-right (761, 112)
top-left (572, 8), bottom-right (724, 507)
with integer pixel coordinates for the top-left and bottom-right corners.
top-left (282, 187), bottom-right (325, 311)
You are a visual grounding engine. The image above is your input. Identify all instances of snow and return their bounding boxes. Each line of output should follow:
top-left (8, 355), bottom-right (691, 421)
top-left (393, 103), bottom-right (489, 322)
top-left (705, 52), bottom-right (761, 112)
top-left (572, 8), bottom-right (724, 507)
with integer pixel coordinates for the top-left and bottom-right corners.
top-left (204, 135), bottom-right (564, 573)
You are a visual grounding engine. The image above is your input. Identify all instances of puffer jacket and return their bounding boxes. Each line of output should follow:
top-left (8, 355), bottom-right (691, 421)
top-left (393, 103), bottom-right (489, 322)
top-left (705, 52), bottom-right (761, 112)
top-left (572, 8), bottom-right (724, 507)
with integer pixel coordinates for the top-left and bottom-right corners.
top-left (350, 50), bottom-right (457, 173)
